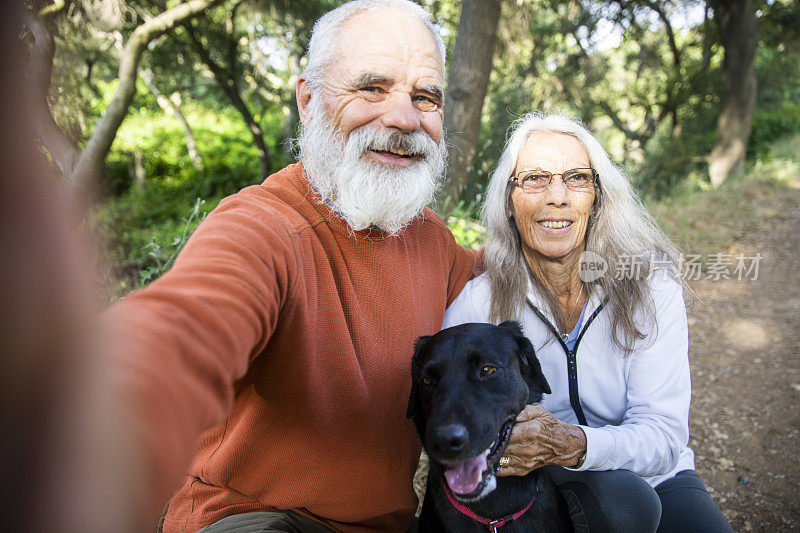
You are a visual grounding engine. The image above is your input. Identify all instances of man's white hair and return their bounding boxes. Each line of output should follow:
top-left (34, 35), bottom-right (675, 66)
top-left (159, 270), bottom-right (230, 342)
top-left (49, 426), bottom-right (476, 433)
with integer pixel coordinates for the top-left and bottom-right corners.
top-left (303, 0), bottom-right (446, 91)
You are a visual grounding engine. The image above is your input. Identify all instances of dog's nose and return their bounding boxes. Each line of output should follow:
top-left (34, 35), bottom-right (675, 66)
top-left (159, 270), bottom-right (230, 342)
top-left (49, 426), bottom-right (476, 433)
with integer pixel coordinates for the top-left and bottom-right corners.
top-left (430, 424), bottom-right (468, 454)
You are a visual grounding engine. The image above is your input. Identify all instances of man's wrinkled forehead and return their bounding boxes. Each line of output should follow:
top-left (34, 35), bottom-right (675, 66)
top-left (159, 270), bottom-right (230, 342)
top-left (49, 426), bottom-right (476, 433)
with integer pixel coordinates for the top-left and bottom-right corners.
top-left (332, 9), bottom-right (445, 81)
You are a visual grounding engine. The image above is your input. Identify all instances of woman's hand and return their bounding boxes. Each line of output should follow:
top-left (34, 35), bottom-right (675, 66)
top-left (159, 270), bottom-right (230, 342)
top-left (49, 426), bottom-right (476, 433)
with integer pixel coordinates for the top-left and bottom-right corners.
top-left (497, 403), bottom-right (587, 477)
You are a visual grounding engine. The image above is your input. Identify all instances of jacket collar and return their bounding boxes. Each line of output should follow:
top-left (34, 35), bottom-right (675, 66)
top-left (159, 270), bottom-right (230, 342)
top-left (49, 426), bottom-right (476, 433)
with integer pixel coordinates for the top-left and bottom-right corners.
top-left (524, 278), bottom-right (605, 323)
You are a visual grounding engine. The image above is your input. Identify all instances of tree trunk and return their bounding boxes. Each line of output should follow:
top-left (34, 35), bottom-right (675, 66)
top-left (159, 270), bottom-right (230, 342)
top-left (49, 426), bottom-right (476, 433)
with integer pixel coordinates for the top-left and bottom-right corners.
top-left (19, 0), bottom-right (223, 195)
top-left (707, 0), bottom-right (760, 188)
top-left (141, 68), bottom-right (203, 171)
top-left (18, 4), bottom-right (82, 180)
top-left (439, 0), bottom-right (503, 217)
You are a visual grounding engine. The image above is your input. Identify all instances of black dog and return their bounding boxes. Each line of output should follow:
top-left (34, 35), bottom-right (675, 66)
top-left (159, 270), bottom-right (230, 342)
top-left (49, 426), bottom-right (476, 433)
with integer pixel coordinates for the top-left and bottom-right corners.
top-left (407, 321), bottom-right (571, 532)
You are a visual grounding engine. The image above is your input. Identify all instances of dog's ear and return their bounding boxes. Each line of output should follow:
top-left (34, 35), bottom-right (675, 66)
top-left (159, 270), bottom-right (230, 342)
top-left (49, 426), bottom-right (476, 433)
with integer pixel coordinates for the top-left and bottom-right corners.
top-left (498, 320), bottom-right (551, 396)
top-left (406, 335), bottom-right (431, 419)
top-left (498, 320), bottom-right (524, 338)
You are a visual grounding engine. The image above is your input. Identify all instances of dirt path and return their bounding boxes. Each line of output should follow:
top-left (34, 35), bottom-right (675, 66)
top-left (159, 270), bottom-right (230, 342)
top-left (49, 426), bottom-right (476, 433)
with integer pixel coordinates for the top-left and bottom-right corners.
top-left (686, 183), bottom-right (800, 530)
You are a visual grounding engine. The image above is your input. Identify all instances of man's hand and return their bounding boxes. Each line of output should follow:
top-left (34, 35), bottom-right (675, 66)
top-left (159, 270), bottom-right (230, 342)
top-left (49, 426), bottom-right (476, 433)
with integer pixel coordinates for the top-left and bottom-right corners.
top-left (497, 403), bottom-right (587, 477)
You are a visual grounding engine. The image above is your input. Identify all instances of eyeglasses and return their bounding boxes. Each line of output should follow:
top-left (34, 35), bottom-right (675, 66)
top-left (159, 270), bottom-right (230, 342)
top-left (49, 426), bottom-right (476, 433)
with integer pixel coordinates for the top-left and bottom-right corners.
top-left (509, 168), bottom-right (598, 193)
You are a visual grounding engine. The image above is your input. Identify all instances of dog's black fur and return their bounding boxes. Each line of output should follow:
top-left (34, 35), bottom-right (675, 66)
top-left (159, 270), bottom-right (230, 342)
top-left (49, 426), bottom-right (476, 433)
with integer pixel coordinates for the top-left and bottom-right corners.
top-left (407, 321), bottom-right (571, 532)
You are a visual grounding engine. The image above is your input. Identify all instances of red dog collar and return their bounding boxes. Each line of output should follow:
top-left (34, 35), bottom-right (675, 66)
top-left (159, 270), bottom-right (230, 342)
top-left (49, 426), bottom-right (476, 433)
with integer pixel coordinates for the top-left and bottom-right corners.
top-left (442, 481), bottom-right (539, 532)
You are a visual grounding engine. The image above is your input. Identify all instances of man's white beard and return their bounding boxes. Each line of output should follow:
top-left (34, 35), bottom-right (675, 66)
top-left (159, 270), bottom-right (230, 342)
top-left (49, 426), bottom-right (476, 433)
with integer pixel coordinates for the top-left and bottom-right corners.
top-left (298, 97), bottom-right (447, 236)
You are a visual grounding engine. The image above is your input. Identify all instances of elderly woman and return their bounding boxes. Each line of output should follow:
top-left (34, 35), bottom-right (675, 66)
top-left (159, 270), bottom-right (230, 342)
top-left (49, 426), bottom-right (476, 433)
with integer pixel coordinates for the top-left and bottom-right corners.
top-left (442, 113), bottom-right (732, 532)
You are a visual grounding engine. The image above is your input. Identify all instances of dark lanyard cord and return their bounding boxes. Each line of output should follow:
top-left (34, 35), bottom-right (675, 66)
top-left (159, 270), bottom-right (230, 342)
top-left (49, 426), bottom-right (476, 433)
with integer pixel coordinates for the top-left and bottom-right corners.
top-left (526, 297), bottom-right (609, 426)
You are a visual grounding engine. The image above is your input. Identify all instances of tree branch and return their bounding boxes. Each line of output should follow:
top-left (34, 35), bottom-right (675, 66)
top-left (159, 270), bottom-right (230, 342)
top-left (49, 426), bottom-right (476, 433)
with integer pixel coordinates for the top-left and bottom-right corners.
top-left (142, 68), bottom-right (203, 171)
top-left (17, 5), bottom-right (82, 180)
top-left (70, 0), bottom-right (224, 192)
top-left (185, 10), bottom-right (272, 176)
top-left (641, 0), bottom-right (681, 70)
top-left (38, 0), bottom-right (71, 19)
top-left (225, 2), bottom-right (242, 81)
top-left (596, 100), bottom-right (649, 146)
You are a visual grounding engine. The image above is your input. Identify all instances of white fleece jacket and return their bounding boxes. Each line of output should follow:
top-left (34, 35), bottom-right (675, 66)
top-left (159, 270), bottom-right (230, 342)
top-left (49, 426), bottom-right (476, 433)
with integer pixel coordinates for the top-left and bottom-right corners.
top-left (442, 271), bottom-right (695, 487)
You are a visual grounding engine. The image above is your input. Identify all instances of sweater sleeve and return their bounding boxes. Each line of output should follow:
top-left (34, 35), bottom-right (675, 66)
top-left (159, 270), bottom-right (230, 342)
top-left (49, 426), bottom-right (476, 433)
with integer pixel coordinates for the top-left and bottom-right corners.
top-left (574, 277), bottom-right (691, 476)
top-left (104, 190), bottom-right (297, 515)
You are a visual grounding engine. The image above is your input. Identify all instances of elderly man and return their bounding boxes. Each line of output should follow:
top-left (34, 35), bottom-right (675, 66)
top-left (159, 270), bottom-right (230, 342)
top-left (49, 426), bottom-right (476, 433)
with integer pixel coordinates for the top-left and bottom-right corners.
top-left (106, 1), bottom-right (478, 532)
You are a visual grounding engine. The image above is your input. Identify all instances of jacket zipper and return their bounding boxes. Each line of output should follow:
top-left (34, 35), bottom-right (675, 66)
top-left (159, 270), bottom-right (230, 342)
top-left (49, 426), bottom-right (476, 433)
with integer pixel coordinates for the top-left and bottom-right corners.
top-left (526, 297), bottom-right (609, 426)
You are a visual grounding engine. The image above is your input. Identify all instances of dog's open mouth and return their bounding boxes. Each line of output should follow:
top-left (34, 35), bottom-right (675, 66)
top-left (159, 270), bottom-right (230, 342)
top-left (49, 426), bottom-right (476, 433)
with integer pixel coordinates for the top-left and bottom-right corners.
top-left (441, 418), bottom-right (515, 500)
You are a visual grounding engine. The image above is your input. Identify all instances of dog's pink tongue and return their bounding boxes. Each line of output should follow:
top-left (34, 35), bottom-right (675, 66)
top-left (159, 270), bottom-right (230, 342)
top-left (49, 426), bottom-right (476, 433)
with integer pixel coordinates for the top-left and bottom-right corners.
top-left (444, 451), bottom-right (489, 495)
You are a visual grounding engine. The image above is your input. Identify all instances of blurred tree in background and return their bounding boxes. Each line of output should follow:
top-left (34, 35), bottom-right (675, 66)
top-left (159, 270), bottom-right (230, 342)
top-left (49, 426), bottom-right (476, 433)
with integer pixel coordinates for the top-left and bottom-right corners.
top-left (439, 0), bottom-right (503, 215)
top-left (15, 0), bottom-right (800, 295)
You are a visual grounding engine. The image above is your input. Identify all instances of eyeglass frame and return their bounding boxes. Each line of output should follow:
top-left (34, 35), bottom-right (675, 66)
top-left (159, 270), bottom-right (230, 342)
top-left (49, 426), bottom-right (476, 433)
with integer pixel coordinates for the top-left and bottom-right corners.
top-left (508, 167), bottom-right (600, 193)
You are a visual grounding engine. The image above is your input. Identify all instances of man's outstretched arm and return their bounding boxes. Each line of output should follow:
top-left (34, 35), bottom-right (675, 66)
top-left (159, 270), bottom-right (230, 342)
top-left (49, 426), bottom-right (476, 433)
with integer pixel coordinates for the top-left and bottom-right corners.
top-left (105, 190), bottom-right (297, 520)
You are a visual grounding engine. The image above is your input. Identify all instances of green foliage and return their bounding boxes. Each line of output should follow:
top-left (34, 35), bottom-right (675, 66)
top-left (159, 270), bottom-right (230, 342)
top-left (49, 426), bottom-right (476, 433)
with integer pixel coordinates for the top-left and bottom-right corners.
top-left (631, 108), bottom-right (718, 199)
top-left (107, 101), bottom-right (286, 195)
top-left (137, 198), bottom-right (208, 288)
top-left (94, 188), bottom-right (221, 293)
top-left (446, 216), bottom-right (487, 250)
top-left (748, 103), bottom-right (800, 158)
top-left (97, 102), bottom-right (279, 293)
top-left (746, 10), bottom-right (800, 158)
top-left (459, 0), bottom-right (722, 205)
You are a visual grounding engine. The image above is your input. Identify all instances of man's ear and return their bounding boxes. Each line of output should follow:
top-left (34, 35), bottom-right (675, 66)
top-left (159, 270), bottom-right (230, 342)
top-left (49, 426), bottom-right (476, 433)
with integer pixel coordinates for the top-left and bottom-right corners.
top-left (498, 320), bottom-right (551, 395)
top-left (406, 335), bottom-right (431, 419)
top-left (296, 75), bottom-right (313, 126)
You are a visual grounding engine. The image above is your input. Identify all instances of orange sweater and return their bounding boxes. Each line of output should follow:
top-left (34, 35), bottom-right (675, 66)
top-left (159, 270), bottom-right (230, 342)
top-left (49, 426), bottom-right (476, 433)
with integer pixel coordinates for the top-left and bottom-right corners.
top-left (106, 163), bottom-right (477, 532)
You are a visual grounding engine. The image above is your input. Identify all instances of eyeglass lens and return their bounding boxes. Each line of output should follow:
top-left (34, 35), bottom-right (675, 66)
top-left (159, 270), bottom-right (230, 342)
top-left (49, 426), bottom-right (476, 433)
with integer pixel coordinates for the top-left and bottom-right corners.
top-left (516, 168), bottom-right (595, 191)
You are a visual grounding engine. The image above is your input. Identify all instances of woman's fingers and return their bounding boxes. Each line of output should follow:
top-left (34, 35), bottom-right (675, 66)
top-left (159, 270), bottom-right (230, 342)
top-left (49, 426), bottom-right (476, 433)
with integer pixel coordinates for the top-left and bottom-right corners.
top-left (497, 410), bottom-right (550, 476)
top-left (497, 405), bottom-right (586, 475)
top-left (515, 402), bottom-right (547, 422)
top-left (496, 459), bottom-right (528, 477)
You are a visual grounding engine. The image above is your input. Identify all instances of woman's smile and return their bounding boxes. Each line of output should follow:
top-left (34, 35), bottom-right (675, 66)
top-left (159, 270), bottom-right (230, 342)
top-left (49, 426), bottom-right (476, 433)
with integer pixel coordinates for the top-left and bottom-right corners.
top-left (537, 218), bottom-right (574, 230)
top-left (510, 132), bottom-right (595, 261)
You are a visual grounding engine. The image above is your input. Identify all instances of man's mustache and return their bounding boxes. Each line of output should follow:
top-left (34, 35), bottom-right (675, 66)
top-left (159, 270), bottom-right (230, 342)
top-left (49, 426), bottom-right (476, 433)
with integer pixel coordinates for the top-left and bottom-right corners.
top-left (353, 127), bottom-right (440, 160)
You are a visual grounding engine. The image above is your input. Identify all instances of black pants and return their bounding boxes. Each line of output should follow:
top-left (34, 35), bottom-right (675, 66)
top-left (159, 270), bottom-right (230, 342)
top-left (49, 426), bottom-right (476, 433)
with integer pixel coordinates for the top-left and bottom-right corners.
top-left (543, 467), bottom-right (734, 533)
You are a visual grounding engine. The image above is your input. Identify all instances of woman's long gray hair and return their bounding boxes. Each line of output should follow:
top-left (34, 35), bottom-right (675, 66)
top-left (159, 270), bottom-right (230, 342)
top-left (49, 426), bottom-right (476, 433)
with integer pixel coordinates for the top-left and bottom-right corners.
top-left (482, 112), bottom-right (684, 354)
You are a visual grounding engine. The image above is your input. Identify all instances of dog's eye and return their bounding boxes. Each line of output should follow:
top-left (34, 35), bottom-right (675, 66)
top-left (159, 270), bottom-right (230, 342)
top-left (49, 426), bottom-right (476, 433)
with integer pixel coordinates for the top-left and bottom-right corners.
top-left (480, 365), bottom-right (497, 377)
top-left (420, 376), bottom-right (432, 386)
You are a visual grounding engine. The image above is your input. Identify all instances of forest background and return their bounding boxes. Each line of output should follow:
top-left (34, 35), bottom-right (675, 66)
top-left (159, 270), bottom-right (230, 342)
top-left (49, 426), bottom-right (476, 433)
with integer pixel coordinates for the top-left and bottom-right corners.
top-left (11, 1), bottom-right (800, 530)
top-left (18, 0), bottom-right (798, 296)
